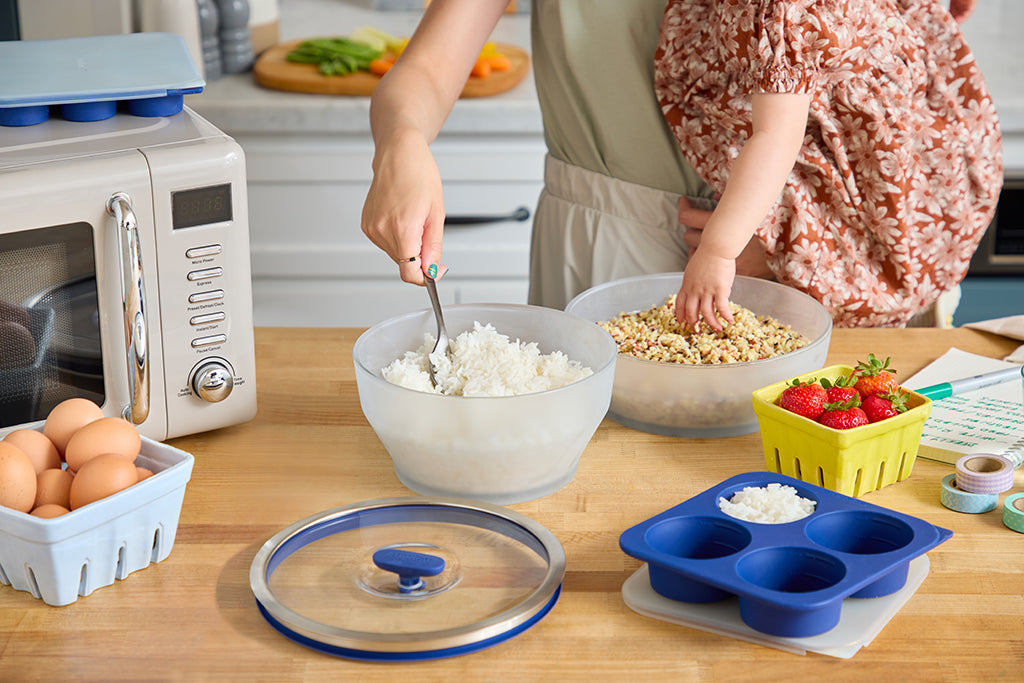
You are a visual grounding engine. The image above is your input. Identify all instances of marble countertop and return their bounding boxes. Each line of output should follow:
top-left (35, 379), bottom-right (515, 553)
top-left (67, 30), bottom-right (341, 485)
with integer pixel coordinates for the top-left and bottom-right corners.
top-left (186, 0), bottom-right (542, 135)
top-left (187, 0), bottom-right (1023, 157)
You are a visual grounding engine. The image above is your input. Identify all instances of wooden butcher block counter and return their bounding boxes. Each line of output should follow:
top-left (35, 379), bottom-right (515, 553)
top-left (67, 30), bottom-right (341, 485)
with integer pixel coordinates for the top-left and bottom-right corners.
top-left (1, 328), bottom-right (1021, 682)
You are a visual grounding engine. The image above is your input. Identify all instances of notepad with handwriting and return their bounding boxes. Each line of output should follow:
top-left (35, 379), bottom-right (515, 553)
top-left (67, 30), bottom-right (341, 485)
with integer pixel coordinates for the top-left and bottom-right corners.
top-left (902, 348), bottom-right (1024, 465)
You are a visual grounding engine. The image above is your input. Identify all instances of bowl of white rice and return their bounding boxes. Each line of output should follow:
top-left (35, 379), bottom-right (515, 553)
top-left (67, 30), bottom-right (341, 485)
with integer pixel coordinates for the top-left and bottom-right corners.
top-left (565, 274), bottom-right (833, 438)
top-left (353, 303), bottom-right (617, 504)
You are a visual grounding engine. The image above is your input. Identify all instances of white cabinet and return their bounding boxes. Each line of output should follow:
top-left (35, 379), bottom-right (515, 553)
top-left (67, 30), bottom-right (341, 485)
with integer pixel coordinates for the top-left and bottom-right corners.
top-left (237, 131), bottom-right (546, 327)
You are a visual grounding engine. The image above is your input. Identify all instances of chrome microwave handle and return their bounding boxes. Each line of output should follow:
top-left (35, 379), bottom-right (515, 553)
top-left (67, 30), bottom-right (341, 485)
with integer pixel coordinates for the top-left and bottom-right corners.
top-left (106, 192), bottom-right (150, 426)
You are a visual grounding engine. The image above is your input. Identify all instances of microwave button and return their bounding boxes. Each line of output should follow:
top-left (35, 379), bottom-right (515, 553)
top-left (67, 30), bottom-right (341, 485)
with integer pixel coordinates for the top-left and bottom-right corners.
top-left (186, 244), bottom-right (223, 259)
top-left (187, 267), bottom-right (224, 281)
top-left (190, 312), bottom-right (226, 326)
top-left (191, 334), bottom-right (227, 348)
top-left (189, 289), bottom-right (225, 303)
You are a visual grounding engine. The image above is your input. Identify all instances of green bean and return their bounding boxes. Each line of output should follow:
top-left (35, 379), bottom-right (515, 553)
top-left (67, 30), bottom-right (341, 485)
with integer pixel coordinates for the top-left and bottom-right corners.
top-left (286, 37), bottom-right (382, 76)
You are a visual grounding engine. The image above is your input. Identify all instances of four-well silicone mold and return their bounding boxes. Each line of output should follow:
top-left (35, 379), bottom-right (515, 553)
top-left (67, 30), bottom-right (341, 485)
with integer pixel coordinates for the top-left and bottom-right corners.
top-left (619, 472), bottom-right (952, 638)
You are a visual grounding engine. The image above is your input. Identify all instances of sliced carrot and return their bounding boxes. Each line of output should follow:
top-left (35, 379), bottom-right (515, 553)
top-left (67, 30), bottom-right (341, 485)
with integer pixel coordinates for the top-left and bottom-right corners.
top-left (483, 53), bottom-right (511, 72)
top-left (368, 56), bottom-right (396, 76)
top-left (470, 57), bottom-right (492, 79)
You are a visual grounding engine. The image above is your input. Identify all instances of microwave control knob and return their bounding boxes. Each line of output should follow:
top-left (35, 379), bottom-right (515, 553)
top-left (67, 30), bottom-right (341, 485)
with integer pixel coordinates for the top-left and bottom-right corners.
top-left (192, 361), bottom-right (234, 403)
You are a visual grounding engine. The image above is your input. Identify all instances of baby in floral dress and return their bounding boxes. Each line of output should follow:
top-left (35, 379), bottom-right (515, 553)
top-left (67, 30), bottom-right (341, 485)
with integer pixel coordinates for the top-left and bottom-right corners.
top-left (655, 0), bottom-right (1002, 328)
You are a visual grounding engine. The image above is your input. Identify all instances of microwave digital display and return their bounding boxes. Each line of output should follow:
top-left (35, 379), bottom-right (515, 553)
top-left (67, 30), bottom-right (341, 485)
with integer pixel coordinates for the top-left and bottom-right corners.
top-left (172, 183), bottom-right (232, 230)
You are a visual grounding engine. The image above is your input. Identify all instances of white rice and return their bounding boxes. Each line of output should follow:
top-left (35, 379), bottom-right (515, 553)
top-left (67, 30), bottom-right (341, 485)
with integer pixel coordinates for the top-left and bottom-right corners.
top-left (382, 321), bottom-right (593, 396)
top-left (717, 483), bottom-right (816, 524)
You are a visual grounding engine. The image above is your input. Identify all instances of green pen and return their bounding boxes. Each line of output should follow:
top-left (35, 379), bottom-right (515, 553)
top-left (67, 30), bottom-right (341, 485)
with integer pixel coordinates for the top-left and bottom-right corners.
top-left (914, 365), bottom-right (1024, 400)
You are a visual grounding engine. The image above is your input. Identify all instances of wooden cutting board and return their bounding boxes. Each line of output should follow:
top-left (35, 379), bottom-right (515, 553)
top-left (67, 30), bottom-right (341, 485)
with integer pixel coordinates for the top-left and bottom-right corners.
top-left (253, 39), bottom-right (530, 98)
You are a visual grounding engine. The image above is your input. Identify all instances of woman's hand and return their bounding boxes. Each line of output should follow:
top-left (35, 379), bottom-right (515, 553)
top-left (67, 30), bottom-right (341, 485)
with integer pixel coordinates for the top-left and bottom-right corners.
top-left (360, 0), bottom-right (510, 284)
top-left (361, 129), bottom-right (446, 284)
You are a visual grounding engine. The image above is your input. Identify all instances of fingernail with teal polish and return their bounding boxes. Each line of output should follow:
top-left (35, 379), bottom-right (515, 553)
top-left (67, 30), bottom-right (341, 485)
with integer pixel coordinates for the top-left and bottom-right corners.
top-left (428, 263), bottom-right (438, 278)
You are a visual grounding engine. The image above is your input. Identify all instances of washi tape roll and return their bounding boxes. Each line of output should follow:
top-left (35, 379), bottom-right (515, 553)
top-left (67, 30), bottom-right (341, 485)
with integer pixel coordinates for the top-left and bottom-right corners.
top-left (954, 454), bottom-right (1015, 494)
top-left (1004, 493), bottom-right (1024, 534)
top-left (939, 473), bottom-right (997, 514)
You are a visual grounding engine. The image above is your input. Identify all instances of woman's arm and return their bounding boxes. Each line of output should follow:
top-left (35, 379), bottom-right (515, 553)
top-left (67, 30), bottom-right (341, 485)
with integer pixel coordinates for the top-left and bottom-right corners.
top-left (361, 0), bottom-right (510, 283)
top-left (675, 92), bottom-right (810, 330)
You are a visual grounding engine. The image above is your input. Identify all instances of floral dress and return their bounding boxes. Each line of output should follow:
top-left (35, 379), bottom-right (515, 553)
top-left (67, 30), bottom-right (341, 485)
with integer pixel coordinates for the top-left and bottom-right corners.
top-left (654, 0), bottom-right (1003, 327)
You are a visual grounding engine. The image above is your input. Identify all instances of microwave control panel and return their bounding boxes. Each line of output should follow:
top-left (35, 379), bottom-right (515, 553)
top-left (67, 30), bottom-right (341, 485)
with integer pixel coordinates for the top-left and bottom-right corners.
top-left (141, 126), bottom-right (258, 439)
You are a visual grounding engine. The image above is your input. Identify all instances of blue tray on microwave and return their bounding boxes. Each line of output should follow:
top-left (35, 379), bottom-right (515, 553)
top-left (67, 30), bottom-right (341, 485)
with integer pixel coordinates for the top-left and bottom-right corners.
top-left (619, 472), bottom-right (952, 638)
top-left (0, 33), bottom-right (204, 126)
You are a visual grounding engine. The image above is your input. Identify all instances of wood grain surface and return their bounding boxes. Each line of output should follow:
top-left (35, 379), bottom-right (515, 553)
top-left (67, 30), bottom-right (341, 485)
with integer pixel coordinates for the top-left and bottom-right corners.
top-left (1, 327), bottom-right (1021, 682)
top-left (253, 40), bottom-right (530, 98)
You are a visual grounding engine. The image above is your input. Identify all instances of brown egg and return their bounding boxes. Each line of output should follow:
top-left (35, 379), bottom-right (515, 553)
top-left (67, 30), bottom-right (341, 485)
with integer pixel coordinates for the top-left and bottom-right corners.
top-left (68, 453), bottom-right (139, 509)
top-left (35, 468), bottom-right (74, 510)
top-left (31, 503), bottom-right (70, 519)
top-left (0, 442), bottom-right (37, 513)
top-left (136, 466), bottom-right (154, 481)
top-left (64, 417), bottom-right (141, 473)
top-left (4, 429), bottom-right (61, 474)
top-left (43, 398), bottom-right (105, 459)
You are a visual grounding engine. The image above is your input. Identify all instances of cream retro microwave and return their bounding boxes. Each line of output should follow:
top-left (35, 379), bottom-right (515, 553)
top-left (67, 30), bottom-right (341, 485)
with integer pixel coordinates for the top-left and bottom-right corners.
top-left (0, 106), bottom-right (257, 440)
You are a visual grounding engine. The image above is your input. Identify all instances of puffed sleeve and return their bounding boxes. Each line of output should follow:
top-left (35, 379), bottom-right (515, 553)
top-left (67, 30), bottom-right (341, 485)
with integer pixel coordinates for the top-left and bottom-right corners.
top-left (744, 0), bottom-right (840, 94)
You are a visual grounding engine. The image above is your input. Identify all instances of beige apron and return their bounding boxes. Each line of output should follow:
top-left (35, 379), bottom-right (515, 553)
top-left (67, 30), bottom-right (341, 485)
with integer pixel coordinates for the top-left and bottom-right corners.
top-left (529, 155), bottom-right (715, 310)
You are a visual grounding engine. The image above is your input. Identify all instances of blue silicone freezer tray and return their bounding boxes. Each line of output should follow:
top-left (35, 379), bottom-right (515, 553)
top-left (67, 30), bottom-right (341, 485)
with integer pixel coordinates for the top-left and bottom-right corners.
top-left (619, 472), bottom-right (952, 638)
top-left (0, 33), bottom-right (204, 126)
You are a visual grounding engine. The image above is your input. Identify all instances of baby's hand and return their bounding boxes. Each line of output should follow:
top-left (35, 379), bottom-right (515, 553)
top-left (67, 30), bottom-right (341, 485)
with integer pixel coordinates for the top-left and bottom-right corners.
top-left (949, 0), bottom-right (976, 23)
top-left (675, 251), bottom-right (736, 332)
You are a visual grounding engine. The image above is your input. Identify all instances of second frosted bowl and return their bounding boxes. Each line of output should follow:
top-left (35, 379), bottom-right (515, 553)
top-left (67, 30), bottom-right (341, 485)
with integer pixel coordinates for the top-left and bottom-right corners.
top-left (566, 274), bottom-right (833, 438)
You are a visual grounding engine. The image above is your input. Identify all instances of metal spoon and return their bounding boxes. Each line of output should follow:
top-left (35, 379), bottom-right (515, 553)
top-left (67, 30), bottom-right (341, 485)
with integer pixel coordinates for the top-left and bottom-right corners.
top-left (423, 273), bottom-right (451, 390)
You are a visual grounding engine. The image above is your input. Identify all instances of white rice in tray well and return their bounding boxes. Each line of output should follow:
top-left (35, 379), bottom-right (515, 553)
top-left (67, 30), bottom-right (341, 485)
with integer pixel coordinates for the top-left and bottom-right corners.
top-left (383, 321), bottom-right (593, 396)
top-left (717, 483), bottom-right (816, 524)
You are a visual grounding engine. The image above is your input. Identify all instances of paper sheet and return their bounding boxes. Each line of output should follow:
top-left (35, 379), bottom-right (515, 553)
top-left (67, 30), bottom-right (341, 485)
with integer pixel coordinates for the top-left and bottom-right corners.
top-left (903, 348), bottom-right (1024, 465)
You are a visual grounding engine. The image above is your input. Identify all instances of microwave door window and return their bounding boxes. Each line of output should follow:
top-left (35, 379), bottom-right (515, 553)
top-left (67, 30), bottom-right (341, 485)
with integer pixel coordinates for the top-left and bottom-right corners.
top-left (0, 222), bottom-right (105, 428)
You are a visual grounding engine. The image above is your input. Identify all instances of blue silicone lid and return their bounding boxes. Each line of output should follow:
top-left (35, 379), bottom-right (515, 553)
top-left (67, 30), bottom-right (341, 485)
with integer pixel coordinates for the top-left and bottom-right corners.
top-left (0, 33), bottom-right (204, 125)
top-left (250, 497), bottom-right (565, 661)
top-left (619, 472), bottom-right (952, 638)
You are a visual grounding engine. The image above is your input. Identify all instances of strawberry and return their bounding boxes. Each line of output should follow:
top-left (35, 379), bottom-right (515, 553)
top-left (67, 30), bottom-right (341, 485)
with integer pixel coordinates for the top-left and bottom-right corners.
top-left (852, 353), bottom-right (899, 398)
top-left (861, 390), bottom-right (909, 423)
top-left (776, 379), bottom-right (827, 420)
top-left (817, 397), bottom-right (869, 430)
top-left (821, 376), bottom-right (859, 405)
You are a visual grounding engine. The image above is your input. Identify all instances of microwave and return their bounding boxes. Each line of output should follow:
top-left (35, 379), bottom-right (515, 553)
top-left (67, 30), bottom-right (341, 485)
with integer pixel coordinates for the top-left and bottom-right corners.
top-left (0, 106), bottom-right (257, 440)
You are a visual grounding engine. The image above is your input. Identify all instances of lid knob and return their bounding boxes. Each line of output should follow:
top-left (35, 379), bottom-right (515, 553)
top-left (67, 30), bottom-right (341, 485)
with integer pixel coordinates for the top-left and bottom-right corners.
top-left (372, 548), bottom-right (447, 593)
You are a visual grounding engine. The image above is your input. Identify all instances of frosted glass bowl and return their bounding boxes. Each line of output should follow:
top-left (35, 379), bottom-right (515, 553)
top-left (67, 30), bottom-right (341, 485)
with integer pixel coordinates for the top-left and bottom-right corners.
top-left (565, 274), bottom-right (833, 438)
top-left (353, 304), bottom-right (617, 504)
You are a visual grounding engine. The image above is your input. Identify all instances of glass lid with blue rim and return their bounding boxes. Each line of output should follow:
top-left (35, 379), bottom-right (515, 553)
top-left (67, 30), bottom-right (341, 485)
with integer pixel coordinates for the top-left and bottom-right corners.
top-left (249, 497), bottom-right (566, 661)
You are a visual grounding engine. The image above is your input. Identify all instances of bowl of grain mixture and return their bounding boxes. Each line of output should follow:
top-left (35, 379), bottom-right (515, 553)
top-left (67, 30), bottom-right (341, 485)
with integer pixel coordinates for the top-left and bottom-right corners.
top-left (565, 274), bottom-right (832, 438)
top-left (353, 303), bottom-right (617, 504)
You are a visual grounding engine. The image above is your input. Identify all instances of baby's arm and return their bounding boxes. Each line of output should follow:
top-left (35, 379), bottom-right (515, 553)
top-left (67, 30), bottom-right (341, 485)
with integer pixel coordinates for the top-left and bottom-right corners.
top-left (675, 92), bottom-right (810, 330)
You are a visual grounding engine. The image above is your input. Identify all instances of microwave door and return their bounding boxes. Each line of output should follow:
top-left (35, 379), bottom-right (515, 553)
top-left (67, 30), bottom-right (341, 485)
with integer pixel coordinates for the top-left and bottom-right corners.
top-left (0, 152), bottom-right (168, 438)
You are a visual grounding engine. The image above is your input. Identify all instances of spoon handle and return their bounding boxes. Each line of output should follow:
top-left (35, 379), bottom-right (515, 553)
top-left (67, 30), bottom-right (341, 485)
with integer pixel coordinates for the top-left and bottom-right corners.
top-left (424, 275), bottom-right (448, 343)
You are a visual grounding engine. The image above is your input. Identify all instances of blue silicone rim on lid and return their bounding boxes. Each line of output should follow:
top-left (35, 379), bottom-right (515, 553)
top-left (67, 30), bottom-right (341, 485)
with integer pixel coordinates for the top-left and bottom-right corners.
top-left (250, 497), bottom-right (566, 661)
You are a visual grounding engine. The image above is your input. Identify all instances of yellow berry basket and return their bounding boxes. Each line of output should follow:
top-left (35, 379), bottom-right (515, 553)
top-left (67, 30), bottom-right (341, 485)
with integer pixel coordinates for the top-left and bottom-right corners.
top-left (751, 365), bottom-right (932, 497)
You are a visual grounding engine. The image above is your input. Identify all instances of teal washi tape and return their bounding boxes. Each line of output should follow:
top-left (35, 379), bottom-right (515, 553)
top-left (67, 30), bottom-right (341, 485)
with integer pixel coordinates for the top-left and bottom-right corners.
top-left (1003, 493), bottom-right (1024, 533)
top-left (939, 473), bottom-right (997, 514)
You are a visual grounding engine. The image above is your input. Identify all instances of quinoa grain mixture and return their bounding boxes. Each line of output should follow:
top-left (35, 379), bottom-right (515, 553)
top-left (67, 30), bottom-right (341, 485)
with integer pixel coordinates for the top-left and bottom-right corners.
top-left (599, 295), bottom-right (809, 364)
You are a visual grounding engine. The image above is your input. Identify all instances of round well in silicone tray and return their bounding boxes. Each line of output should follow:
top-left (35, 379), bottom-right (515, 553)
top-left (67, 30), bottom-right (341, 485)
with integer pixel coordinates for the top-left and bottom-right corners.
top-left (619, 472), bottom-right (952, 638)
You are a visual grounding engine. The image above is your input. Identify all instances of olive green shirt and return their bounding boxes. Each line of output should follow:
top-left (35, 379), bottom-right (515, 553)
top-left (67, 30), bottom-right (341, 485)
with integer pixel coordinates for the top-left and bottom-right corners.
top-left (530, 0), bottom-right (710, 196)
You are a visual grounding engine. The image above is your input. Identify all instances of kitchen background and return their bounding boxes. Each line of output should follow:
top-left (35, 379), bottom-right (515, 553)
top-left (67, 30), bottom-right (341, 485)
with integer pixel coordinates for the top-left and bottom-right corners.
top-left (2, 0), bottom-right (1021, 328)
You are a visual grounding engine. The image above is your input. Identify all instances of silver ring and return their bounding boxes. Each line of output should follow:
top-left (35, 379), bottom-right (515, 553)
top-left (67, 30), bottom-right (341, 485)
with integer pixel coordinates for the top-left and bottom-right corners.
top-left (397, 256), bottom-right (418, 264)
